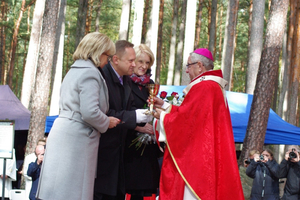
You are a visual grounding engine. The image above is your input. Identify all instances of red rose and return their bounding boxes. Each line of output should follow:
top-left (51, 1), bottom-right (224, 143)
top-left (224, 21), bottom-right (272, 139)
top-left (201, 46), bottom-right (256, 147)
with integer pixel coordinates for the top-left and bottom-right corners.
top-left (171, 92), bottom-right (178, 97)
top-left (160, 91), bottom-right (167, 99)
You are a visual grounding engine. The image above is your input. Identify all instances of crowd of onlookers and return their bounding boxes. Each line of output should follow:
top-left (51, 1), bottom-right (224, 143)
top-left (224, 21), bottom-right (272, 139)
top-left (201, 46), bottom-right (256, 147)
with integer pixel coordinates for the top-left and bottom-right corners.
top-left (244, 145), bottom-right (300, 200)
top-left (0, 137), bottom-right (47, 200)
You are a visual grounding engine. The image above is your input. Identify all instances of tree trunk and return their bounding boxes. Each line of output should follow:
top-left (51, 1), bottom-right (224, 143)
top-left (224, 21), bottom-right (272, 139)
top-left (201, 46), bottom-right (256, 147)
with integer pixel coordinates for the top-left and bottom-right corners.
top-left (245, 0), bottom-right (265, 94)
top-left (218, 3), bottom-right (223, 61)
top-left (75, 0), bottom-right (89, 48)
top-left (166, 0), bottom-right (178, 85)
top-left (239, 0), bottom-right (289, 166)
top-left (132, 0), bottom-right (145, 46)
top-left (174, 0), bottom-right (187, 85)
top-left (85, 0), bottom-right (93, 33)
top-left (155, 0), bottom-right (164, 83)
top-left (19, 9), bottom-right (30, 95)
top-left (181, 0), bottom-right (197, 85)
top-left (278, 0), bottom-right (296, 119)
top-left (221, 0), bottom-right (239, 90)
top-left (49, 0), bottom-right (66, 116)
top-left (119, 0), bottom-right (131, 40)
top-left (147, 0), bottom-right (160, 81)
top-left (285, 0), bottom-right (297, 121)
top-left (141, 0), bottom-right (150, 44)
top-left (21, 0), bottom-right (46, 109)
top-left (0, 0), bottom-right (7, 84)
top-left (208, 0), bottom-right (217, 53)
top-left (245, 0), bottom-right (253, 93)
top-left (278, 23), bottom-right (288, 118)
top-left (26, 0), bottom-right (60, 156)
top-left (194, 0), bottom-right (203, 50)
top-left (288, 0), bottom-right (300, 125)
top-left (8, 0), bottom-right (27, 88)
top-left (95, 0), bottom-right (103, 32)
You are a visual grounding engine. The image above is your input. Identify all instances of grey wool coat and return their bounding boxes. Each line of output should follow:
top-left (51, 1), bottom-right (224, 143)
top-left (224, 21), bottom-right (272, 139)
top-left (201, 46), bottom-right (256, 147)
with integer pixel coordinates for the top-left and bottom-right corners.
top-left (36, 59), bottom-right (110, 200)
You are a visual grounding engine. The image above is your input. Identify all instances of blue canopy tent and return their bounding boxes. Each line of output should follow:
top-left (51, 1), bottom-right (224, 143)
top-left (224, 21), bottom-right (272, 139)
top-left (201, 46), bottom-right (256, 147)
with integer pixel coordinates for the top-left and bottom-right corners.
top-left (45, 85), bottom-right (300, 145)
top-left (45, 115), bottom-right (58, 133)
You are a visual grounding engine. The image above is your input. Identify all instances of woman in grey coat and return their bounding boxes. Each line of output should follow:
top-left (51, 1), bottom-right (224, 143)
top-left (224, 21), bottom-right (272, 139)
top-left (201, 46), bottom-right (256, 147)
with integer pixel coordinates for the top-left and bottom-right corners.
top-left (36, 32), bottom-right (120, 200)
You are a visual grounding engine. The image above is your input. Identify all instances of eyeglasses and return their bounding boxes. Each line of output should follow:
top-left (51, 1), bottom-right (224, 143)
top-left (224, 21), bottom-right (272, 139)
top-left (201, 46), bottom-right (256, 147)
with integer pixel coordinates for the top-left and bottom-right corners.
top-left (186, 62), bottom-right (198, 68)
top-left (104, 53), bottom-right (113, 62)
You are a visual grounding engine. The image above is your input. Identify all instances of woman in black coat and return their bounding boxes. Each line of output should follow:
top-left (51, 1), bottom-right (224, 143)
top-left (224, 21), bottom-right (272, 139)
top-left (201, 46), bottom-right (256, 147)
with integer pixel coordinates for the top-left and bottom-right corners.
top-left (124, 44), bottom-right (161, 200)
top-left (246, 148), bottom-right (280, 200)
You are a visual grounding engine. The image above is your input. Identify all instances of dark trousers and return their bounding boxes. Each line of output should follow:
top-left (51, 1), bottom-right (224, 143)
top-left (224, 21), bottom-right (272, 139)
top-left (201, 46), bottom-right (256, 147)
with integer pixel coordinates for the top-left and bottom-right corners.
top-left (94, 192), bottom-right (125, 200)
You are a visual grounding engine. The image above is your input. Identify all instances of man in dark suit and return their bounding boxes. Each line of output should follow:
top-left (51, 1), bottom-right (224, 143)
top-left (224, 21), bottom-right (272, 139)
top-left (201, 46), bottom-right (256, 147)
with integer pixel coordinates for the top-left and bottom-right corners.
top-left (27, 145), bottom-right (45, 200)
top-left (94, 40), bottom-right (152, 200)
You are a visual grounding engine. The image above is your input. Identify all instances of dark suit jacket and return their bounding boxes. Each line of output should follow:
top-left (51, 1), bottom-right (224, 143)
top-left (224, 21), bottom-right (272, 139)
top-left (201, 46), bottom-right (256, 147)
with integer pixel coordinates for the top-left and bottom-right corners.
top-left (124, 80), bottom-right (160, 192)
top-left (94, 63), bottom-right (136, 196)
top-left (27, 160), bottom-right (41, 200)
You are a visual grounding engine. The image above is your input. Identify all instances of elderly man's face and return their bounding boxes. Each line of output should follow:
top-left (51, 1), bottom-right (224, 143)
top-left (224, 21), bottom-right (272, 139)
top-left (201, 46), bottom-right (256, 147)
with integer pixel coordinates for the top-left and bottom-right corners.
top-left (186, 56), bottom-right (201, 80)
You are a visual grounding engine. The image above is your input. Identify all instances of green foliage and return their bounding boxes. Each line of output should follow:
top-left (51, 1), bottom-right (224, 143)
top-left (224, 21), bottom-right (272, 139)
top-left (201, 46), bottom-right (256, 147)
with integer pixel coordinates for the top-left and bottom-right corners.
top-left (2, 0), bottom-right (273, 97)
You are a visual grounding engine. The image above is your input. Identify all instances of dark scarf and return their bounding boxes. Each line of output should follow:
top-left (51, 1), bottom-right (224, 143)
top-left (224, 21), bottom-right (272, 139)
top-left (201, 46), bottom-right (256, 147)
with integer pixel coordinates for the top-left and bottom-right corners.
top-left (130, 73), bottom-right (151, 86)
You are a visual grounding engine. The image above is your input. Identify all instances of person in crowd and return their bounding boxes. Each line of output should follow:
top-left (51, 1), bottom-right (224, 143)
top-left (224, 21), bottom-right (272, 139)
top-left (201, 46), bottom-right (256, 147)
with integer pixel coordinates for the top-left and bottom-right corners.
top-left (0, 149), bottom-right (16, 200)
top-left (246, 148), bottom-right (280, 199)
top-left (23, 138), bottom-right (46, 199)
top-left (27, 145), bottom-right (45, 200)
top-left (151, 48), bottom-right (244, 199)
top-left (278, 145), bottom-right (300, 200)
top-left (244, 149), bottom-right (260, 167)
top-left (124, 44), bottom-right (160, 200)
top-left (93, 40), bottom-right (153, 200)
top-left (36, 32), bottom-right (121, 200)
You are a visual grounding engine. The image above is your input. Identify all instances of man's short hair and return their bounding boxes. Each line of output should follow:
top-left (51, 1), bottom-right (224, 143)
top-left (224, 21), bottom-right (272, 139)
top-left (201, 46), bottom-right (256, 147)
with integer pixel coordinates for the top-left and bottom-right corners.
top-left (190, 52), bottom-right (214, 70)
top-left (115, 40), bottom-right (134, 58)
top-left (248, 149), bottom-right (260, 156)
top-left (37, 139), bottom-right (46, 145)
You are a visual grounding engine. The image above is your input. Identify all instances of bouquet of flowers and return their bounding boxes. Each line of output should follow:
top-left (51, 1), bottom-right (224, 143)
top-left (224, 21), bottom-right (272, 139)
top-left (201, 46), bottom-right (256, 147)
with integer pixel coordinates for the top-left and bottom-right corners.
top-left (129, 131), bottom-right (156, 156)
top-left (130, 91), bottom-right (184, 155)
top-left (159, 91), bottom-right (183, 106)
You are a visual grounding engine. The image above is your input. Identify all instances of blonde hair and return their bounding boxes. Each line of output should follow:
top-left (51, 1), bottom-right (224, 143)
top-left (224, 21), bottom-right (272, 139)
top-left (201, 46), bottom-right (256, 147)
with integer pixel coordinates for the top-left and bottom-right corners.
top-left (73, 32), bottom-right (115, 66)
top-left (249, 150), bottom-right (260, 156)
top-left (134, 44), bottom-right (155, 68)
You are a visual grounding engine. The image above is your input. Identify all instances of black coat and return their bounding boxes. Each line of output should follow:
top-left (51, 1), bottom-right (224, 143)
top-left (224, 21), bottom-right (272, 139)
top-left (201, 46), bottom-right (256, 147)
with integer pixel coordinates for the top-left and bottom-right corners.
top-left (278, 159), bottom-right (300, 200)
top-left (94, 63), bottom-right (137, 196)
top-left (124, 80), bottom-right (160, 194)
top-left (246, 159), bottom-right (280, 200)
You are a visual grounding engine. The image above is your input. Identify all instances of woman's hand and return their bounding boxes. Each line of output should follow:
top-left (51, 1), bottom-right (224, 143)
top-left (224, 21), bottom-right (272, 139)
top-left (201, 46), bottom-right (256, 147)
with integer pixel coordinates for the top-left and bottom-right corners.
top-left (108, 117), bottom-right (121, 128)
top-left (135, 123), bottom-right (154, 134)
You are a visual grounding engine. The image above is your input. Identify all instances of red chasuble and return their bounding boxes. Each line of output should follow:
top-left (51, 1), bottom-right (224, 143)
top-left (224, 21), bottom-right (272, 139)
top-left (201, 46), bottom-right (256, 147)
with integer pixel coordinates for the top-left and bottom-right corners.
top-left (159, 70), bottom-right (244, 200)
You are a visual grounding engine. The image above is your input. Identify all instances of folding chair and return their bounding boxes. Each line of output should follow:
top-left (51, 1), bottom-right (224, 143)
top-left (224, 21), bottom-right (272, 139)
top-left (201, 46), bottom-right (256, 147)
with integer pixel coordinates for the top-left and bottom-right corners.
top-left (9, 189), bottom-right (28, 200)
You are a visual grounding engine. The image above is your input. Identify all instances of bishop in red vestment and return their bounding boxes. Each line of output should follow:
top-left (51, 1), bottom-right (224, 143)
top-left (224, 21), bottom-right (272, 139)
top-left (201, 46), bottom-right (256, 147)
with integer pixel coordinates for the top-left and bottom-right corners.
top-left (153, 48), bottom-right (244, 200)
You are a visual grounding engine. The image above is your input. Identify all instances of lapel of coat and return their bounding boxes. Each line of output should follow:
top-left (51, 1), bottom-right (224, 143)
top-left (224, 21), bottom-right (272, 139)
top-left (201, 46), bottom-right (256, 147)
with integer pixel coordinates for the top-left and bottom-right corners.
top-left (105, 63), bottom-right (132, 109)
top-left (131, 83), bottom-right (148, 104)
top-left (123, 76), bottom-right (132, 108)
